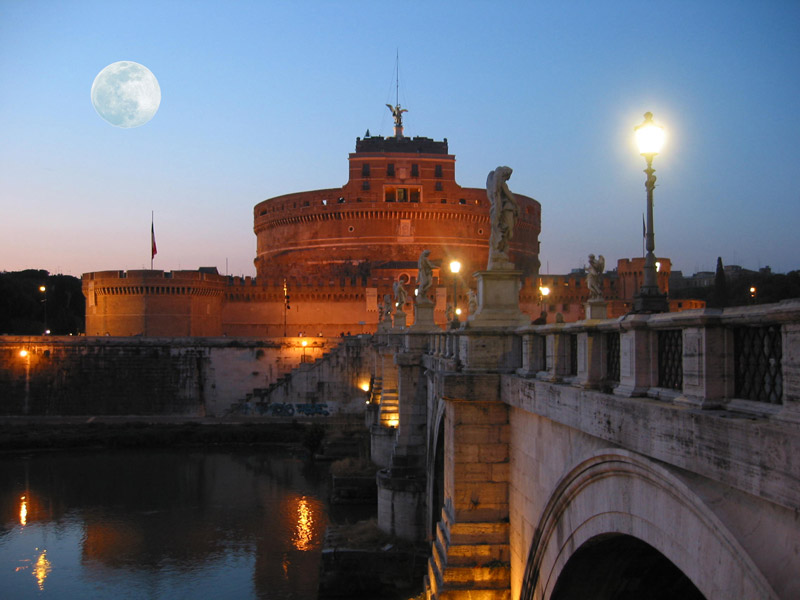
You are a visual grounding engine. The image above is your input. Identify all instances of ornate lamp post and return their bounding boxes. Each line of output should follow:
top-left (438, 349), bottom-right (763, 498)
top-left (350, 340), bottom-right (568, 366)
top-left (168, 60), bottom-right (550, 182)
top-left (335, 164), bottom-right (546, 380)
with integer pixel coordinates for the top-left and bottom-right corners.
top-left (39, 285), bottom-right (48, 334)
top-left (449, 260), bottom-right (461, 328)
top-left (633, 112), bottom-right (669, 313)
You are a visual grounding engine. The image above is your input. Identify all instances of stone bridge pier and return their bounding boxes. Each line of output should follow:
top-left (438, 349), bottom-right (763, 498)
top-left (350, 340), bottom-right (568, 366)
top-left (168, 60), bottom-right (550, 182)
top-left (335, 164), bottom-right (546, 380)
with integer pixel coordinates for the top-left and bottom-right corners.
top-left (368, 294), bottom-right (800, 599)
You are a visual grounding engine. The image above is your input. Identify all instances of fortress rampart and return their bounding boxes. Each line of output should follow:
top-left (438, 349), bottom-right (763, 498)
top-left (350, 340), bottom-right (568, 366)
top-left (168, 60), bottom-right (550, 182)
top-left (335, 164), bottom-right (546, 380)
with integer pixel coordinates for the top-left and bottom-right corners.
top-left (83, 129), bottom-right (542, 337)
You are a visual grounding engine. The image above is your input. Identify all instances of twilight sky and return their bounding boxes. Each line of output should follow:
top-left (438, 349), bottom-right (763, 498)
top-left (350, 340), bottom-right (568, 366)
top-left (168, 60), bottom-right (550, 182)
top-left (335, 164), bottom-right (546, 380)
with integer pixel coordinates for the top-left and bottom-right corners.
top-left (2, 1), bottom-right (799, 278)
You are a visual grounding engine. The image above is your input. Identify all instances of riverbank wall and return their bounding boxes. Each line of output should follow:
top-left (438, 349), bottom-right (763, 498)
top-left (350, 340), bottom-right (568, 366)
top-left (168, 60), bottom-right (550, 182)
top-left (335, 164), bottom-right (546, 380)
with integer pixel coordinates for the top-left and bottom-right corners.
top-left (0, 336), bottom-right (370, 417)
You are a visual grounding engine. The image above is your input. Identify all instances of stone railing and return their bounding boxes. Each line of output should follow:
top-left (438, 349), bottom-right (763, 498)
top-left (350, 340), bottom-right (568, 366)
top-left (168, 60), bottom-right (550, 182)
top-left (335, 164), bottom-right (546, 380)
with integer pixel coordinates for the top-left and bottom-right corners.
top-left (423, 299), bottom-right (800, 423)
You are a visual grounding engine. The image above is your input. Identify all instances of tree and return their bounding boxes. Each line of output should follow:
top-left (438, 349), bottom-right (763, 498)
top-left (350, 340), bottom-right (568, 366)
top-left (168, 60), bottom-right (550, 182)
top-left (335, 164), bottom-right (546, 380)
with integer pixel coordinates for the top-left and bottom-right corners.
top-left (710, 257), bottom-right (728, 308)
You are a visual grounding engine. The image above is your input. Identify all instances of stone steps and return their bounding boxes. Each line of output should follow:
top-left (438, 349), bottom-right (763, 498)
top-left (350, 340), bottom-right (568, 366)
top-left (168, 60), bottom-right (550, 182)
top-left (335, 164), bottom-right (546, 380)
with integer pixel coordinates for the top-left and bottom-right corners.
top-left (425, 515), bottom-right (510, 600)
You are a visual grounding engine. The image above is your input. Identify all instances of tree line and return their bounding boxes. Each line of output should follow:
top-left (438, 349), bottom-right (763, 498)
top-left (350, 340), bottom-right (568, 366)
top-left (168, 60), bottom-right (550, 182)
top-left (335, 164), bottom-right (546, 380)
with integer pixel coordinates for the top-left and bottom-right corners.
top-left (0, 270), bottom-right (84, 335)
top-left (671, 258), bottom-right (800, 308)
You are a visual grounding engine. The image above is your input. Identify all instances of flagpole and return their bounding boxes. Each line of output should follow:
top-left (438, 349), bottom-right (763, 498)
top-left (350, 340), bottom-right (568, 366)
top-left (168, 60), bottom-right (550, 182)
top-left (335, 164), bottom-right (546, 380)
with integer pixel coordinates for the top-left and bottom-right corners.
top-left (151, 211), bottom-right (157, 270)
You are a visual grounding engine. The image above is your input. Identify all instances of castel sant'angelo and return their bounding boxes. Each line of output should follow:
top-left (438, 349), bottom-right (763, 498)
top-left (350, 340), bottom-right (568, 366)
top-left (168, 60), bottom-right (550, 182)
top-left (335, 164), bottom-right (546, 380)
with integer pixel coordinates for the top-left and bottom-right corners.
top-left (82, 104), bottom-right (542, 336)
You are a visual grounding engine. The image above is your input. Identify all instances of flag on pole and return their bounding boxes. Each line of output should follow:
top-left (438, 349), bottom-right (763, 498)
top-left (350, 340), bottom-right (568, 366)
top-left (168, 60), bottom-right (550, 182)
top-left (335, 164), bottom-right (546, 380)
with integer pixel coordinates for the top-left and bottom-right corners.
top-left (151, 213), bottom-right (157, 261)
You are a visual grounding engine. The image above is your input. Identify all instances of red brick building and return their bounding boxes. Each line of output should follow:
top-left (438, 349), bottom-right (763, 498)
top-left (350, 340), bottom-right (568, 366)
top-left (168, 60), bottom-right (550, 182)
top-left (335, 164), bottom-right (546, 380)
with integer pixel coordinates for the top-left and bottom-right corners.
top-left (84, 122), bottom-right (543, 336)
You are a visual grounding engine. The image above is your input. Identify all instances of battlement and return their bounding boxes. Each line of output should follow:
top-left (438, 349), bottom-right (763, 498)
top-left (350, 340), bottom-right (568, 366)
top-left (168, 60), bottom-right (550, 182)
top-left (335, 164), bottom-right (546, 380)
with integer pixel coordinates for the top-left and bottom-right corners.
top-left (355, 135), bottom-right (449, 155)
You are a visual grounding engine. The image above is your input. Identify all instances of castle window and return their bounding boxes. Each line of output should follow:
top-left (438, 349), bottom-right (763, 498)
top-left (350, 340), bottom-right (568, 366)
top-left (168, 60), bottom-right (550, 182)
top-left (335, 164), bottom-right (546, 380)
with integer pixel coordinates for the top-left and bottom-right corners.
top-left (362, 181), bottom-right (370, 190)
top-left (385, 189), bottom-right (396, 202)
top-left (435, 181), bottom-right (443, 191)
top-left (458, 198), bottom-right (466, 205)
top-left (435, 164), bottom-right (443, 177)
top-left (397, 188), bottom-right (407, 202)
top-left (441, 199), bottom-right (447, 204)
top-left (411, 164), bottom-right (419, 177)
top-left (362, 163), bottom-right (370, 177)
top-left (410, 189), bottom-right (420, 202)
top-left (322, 199), bottom-right (327, 206)
top-left (387, 163), bottom-right (395, 177)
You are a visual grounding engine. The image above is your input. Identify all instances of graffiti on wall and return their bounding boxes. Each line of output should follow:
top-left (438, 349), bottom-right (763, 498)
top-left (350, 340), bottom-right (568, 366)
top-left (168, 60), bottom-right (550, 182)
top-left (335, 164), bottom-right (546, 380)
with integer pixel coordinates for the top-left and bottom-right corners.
top-left (235, 401), bottom-right (331, 417)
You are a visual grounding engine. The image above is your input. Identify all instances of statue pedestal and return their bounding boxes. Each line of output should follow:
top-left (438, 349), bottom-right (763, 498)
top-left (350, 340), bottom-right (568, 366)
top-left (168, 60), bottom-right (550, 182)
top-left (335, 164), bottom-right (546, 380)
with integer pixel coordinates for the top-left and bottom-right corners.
top-left (585, 300), bottom-right (608, 320)
top-left (393, 311), bottom-right (407, 331)
top-left (410, 301), bottom-right (438, 332)
top-left (467, 270), bottom-right (529, 328)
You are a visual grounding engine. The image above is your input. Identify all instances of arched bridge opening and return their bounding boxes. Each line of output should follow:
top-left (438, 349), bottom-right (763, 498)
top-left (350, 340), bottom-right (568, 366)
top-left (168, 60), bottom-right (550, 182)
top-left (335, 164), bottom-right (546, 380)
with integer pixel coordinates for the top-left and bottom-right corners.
top-left (550, 534), bottom-right (705, 600)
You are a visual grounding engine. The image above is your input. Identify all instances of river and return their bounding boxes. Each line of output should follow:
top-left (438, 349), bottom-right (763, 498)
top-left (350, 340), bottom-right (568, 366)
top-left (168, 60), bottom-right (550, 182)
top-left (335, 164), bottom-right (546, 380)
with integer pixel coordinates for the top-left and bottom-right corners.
top-left (0, 449), bottom-right (369, 599)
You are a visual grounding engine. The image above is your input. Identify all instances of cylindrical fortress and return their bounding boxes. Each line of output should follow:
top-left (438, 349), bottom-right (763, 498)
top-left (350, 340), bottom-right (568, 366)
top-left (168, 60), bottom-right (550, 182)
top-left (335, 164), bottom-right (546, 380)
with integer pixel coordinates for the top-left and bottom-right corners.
top-left (254, 135), bottom-right (541, 281)
top-left (82, 130), bottom-right (542, 336)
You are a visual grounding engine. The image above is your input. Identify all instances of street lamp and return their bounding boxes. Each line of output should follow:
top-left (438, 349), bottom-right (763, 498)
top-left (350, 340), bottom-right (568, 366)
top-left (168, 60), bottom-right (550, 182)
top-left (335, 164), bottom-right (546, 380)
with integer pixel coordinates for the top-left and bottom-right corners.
top-left (39, 285), bottom-right (48, 334)
top-left (633, 112), bottom-right (669, 313)
top-left (449, 260), bottom-right (461, 328)
top-left (538, 284), bottom-right (550, 323)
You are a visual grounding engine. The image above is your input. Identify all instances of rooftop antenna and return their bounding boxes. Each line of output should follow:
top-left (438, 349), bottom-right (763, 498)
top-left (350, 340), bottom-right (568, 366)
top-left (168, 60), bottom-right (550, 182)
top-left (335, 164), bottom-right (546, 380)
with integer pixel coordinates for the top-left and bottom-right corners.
top-left (386, 50), bottom-right (407, 138)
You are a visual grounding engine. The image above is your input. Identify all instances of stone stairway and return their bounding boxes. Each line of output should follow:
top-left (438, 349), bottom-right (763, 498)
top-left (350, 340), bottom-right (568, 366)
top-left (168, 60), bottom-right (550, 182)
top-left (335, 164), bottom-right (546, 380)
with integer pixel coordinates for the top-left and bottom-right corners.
top-left (426, 508), bottom-right (511, 600)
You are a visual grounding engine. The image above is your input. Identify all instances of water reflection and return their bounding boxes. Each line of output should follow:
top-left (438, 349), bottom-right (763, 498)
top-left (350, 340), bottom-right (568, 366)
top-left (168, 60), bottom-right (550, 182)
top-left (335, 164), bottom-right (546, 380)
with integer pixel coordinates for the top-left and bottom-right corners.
top-left (0, 450), bottom-right (370, 599)
top-left (33, 549), bottom-right (50, 590)
top-left (290, 495), bottom-right (322, 552)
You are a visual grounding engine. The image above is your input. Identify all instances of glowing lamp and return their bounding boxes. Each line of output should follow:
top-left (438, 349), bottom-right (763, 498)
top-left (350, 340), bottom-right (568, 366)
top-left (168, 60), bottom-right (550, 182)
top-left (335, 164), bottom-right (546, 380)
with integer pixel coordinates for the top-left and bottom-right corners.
top-left (539, 286), bottom-right (550, 297)
top-left (635, 112), bottom-right (666, 156)
top-left (360, 382), bottom-right (370, 392)
top-left (19, 350), bottom-right (28, 358)
top-left (449, 260), bottom-right (461, 274)
top-left (301, 340), bottom-right (308, 347)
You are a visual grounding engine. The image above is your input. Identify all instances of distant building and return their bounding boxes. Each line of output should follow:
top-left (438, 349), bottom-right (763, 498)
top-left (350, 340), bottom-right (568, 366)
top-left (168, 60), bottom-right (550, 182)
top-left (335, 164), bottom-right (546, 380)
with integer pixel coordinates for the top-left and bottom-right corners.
top-left (529, 258), bottom-right (703, 323)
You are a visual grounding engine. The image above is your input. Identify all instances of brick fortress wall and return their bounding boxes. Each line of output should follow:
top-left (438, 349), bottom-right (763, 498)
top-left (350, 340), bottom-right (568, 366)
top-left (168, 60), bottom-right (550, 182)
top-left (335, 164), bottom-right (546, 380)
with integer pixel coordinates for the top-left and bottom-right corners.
top-left (83, 133), bottom-right (543, 337)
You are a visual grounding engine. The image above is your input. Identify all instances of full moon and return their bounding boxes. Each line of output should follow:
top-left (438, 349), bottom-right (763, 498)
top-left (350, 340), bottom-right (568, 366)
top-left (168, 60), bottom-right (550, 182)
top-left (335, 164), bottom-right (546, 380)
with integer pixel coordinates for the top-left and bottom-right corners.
top-left (91, 61), bottom-right (161, 128)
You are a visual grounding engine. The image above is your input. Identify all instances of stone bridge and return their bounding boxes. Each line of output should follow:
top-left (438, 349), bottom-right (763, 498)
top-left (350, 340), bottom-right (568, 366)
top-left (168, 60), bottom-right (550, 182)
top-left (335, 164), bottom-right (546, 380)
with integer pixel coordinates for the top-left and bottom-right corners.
top-left (367, 298), bottom-right (800, 599)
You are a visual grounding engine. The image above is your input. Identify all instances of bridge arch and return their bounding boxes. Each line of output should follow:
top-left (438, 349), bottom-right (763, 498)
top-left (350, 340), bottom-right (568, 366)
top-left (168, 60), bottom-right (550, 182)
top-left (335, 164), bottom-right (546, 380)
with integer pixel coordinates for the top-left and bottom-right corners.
top-left (519, 449), bottom-right (776, 600)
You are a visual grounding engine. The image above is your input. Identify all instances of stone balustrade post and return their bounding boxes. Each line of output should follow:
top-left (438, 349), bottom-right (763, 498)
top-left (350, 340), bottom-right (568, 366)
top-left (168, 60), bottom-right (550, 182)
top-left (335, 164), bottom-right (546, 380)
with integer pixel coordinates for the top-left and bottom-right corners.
top-left (516, 330), bottom-right (544, 377)
top-left (574, 329), bottom-right (604, 389)
top-left (782, 322), bottom-right (800, 423)
top-left (675, 310), bottom-right (727, 408)
top-left (614, 314), bottom-right (653, 397)
top-left (542, 329), bottom-right (571, 382)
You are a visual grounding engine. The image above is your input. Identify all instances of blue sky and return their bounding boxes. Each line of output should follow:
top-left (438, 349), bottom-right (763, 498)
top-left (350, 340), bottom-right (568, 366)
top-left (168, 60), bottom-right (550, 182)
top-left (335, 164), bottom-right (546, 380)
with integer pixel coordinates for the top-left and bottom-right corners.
top-left (2, 1), bottom-right (799, 278)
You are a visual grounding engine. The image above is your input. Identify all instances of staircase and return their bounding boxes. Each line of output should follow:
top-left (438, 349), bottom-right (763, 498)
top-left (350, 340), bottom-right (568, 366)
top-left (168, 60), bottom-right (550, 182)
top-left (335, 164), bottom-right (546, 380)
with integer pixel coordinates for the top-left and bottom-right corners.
top-left (426, 507), bottom-right (511, 600)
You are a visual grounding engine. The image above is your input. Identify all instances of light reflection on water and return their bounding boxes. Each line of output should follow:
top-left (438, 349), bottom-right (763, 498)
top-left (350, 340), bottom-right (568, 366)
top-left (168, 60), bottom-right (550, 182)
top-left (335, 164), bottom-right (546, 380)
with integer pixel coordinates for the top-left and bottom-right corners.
top-left (0, 450), bottom-right (364, 599)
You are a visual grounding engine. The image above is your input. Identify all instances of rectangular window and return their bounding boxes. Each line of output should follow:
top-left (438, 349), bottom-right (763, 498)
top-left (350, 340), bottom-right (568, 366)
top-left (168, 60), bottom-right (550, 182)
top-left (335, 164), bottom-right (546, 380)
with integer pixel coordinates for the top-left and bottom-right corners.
top-left (362, 181), bottom-right (370, 190)
top-left (435, 181), bottom-right (443, 191)
top-left (361, 164), bottom-right (370, 177)
top-left (387, 163), bottom-right (395, 177)
top-left (411, 164), bottom-right (419, 177)
top-left (435, 164), bottom-right (443, 178)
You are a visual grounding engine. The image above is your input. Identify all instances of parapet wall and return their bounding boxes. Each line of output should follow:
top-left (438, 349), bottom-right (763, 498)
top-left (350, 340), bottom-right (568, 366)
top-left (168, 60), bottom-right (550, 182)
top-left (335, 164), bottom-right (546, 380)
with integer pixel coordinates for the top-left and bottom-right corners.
top-left (0, 336), bottom-right (345, 417)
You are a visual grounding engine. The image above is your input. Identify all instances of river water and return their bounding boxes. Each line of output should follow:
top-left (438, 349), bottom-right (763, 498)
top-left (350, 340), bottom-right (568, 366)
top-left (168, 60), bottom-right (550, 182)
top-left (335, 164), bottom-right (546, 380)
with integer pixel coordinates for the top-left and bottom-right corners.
top-left (0, 449), bottom-right (366, 599)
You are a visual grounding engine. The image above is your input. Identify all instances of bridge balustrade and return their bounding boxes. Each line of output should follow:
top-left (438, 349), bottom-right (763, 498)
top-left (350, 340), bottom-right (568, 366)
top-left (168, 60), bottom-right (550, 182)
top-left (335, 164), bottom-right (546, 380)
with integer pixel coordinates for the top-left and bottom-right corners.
top-left (511, 300), bottom-right (800, 422)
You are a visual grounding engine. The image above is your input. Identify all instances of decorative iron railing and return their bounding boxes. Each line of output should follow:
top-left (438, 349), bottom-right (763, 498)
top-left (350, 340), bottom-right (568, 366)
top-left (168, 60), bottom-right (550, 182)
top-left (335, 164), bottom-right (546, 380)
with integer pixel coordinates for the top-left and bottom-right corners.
top-left (657, 329), bottom-right (683, 391)
top-left (568, 334), bottom-right (578, 376)
top-left (606, 332), bottom-right (620, 383)
top-left (734, 325), bottom-right (782, 404)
